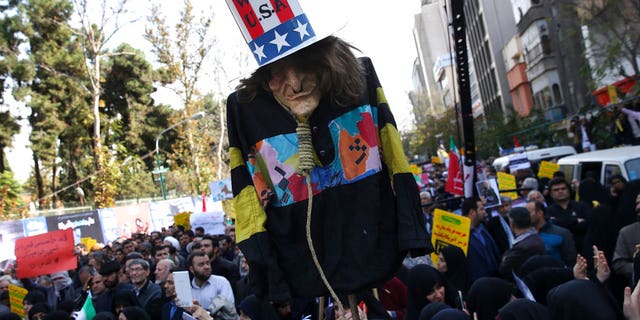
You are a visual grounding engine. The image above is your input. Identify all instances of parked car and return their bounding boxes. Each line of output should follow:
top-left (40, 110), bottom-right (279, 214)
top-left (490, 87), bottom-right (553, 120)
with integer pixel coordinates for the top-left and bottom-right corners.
top-left (492, 146), bottom-right (577, 172)
top-left (557, 146), bottom-right (640, 187)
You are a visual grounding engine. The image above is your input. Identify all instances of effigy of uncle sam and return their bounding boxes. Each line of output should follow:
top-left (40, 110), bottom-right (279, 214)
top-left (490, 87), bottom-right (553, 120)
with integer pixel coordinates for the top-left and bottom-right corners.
top-left (225, 0), bottom-right (432, 313)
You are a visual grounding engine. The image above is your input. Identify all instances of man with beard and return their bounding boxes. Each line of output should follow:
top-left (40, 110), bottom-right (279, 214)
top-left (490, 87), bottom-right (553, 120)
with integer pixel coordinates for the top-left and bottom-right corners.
top-left (188, 252), bottom-right (235, 313)
top-left (200, 235), bottom-right (240, 292)
top-left (613, 193), bottom-right (640, 283)
top-left (93, 260), bottom-right (134, 313)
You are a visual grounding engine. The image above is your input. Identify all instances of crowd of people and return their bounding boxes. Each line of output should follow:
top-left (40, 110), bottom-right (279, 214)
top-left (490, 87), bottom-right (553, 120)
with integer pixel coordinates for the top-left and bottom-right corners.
top-left (0, 163), bottom-right (637, 320)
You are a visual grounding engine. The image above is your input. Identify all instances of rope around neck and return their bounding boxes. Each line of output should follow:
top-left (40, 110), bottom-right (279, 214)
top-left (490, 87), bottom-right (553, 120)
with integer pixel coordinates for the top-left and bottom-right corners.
top-left (296, 120), bottom-right (346, 319)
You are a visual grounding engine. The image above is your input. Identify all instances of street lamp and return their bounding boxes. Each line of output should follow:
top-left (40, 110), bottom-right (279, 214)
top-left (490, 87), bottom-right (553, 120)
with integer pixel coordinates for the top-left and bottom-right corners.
top-left (154, 111), bottom-right (206, 200)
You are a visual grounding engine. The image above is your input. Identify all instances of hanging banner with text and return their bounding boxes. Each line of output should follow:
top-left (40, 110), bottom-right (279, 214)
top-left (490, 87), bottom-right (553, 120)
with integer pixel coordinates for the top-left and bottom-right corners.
top-left (46, 211), bottom-right (105, 244)
top-left (15, 229), bottom-right (77, 279)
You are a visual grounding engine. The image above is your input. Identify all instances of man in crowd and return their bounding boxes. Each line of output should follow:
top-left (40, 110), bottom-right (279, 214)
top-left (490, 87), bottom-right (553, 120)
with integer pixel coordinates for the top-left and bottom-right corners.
top-left (499, 207), bottom-right (546, 278)
top-left (155, 259), bottom-right (176, 285)
top-left (613, 193), bottom-right (640, 283)
top-left (487, 195), bottom-right (515, 255)
top-left (462, 198), bottom-right (501, 282)
top-left (152, 245), bottom-right (171, 264)
top-left (188, 251), bottom-right (235, 315)
top-left (201, 235), bottom-right (240, 289)
top-left (94, 260), bottom-right (134, 313)
top-left (128, 258), bottom-right (162, 309)
top-left (527, 200), bottom-right (577, 267)
top-left (546, 177), bottom-right (590, 255)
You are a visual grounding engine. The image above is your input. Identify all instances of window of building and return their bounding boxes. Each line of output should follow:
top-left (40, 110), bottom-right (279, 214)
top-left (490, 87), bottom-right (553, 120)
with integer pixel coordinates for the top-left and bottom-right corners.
top-left (552, 84), bottom-right (563, 105)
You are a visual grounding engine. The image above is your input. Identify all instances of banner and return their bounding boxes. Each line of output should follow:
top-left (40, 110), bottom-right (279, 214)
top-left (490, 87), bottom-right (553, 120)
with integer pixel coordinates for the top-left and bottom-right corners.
top-left (0, 219), bottom-right (26, 261)
top-left (46, 211), bottom-right (104, 244)
top-left (22, 217), bottom-right (48, 236)
top-left (190, 209), bottom-right (225, 236)
top-left (430, 209), bottom-right (470, 264)
top-left (537, 161), bottom-right (560, 179)
top-left (209, 178), bottom-right (234, 202)
top-left (15, 229), bottom-right (77, 278)
top-left (9, 284), bottom-right (28, 317)
top-left (497, 172), bottom-right (518, 200)
top-left (508, 153), bottom-right (531, 172)
top-left (149, 197), bottom-right (195, 231)
top-left (98, 203), bottom-right (152, 243)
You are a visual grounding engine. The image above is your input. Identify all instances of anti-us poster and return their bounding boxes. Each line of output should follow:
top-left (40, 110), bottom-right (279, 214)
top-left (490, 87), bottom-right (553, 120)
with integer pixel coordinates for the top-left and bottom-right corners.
top-left (430, 208), bottom-right (471, 264)
top-left (46, 211), bottom-right (104, 244)
top-left (98, 203), bottom-right (151, 243)
top-left (15, 229), bottom-right (76, 278)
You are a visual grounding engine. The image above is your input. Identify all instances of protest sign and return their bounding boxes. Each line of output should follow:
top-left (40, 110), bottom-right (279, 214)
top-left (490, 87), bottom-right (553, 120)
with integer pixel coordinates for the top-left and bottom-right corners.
top-left (209, 178), bottom-right (234, 202)
top-left (538, 161), bottom-right (560, 179)
top-left (173, 212), bottom-right (191, 230)
top-left (476, 178), bottom-right (501, 208)
top-left (497, 172), bottom-right (518, 200)
top-left (190, 210), bottom-right (225, 235)
top-left (80, 237), bottom-right (97, 252)
top-left (9, 284), bottom-right (28, 317)
top-left (508, 153), bottom-right (531, 172)
top-left (15, 229), bottom-right (77, 279)
top-left (430, 209), bottom-right (470, 264)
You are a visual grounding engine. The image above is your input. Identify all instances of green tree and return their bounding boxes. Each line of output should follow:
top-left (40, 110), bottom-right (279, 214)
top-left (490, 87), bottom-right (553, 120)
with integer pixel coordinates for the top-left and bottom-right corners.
top-left (0, 171), bottom-right (26, 220)
top-left (575, 0), bottom-right (640, 85)
top-left (0, 111), bottom-right (20, 173)
top-left (145, 0), bottom-right (222, 196)
top-left (10, 0), bottom-right (88, 208)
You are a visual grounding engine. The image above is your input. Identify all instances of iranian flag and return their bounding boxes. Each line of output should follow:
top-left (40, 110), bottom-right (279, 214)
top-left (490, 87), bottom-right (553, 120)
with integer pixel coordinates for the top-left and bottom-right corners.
top-left (445, 137), bottom-right (464, 196)
top-left (72, 292), bottom-right (96, 320)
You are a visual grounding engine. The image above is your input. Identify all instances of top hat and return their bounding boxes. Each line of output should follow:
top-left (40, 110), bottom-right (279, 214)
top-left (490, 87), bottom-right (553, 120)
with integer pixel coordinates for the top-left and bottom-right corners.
top-left (225, 0), bottom-right (343, 67)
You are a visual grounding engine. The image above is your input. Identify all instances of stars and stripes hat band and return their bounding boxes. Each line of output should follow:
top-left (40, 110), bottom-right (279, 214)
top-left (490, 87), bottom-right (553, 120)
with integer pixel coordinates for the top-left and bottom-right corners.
top-left (225, 0), bottom-right (337, 67)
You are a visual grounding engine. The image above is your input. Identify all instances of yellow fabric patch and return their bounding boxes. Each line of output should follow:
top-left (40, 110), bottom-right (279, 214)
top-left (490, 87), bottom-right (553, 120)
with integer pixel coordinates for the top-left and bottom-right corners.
top-left (230, 147), bottom-right (244, 170)
top-left (376, 87), bottom-right (388, 105)
top-left (380, 123), bottom-right (411, 176)
top-left (233, 186), bottom-right (267, 243)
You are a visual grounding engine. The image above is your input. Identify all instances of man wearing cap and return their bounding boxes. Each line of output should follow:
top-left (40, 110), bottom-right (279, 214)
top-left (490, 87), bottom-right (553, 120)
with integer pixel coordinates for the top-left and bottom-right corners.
top-left (225, 0), bottom-right (430, 304)
top-left (499, 207), bottom-right (546, 278)
top-left (93, 260), bottom-right (134, 313)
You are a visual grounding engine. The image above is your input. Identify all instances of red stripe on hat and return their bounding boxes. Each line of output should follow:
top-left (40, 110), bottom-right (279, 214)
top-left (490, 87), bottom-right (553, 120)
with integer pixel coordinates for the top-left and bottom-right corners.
top-left (270, 0), bottom-right (294, 22)
top-left (231, 0), bottom-right (264, 39)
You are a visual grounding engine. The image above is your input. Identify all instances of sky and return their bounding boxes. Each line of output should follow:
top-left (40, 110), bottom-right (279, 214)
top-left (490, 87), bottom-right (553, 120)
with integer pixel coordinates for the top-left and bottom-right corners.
top-left (5, 0), bottom-right (423, 183)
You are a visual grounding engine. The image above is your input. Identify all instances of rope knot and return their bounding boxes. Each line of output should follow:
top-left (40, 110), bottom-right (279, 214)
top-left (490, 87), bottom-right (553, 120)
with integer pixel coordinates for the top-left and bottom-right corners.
top-left (296, 121), bottom-right (315, 175)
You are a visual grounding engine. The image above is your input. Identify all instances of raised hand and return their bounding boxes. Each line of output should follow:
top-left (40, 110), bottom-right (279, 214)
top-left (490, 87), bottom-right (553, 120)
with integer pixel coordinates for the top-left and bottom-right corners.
top-left (573, 254), bottom-right (588, 279)
top-left (593, 245), bottom-right (611, 283)
top-left (624, 280), bottom-right (640, 320)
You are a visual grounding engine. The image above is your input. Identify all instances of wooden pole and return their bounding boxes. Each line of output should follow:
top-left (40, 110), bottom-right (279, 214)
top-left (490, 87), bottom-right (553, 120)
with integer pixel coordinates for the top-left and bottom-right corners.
top-left (318, 296), bottom-right (325, 320)
top-left (348, 294), bottom-right (360, 320)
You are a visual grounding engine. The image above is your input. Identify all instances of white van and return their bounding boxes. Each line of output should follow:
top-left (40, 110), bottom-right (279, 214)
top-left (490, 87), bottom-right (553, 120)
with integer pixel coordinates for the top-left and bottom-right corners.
top-left (492, 146), bottom-right (577, 171)
top-left (557, 146), bottom-right (640, 187)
